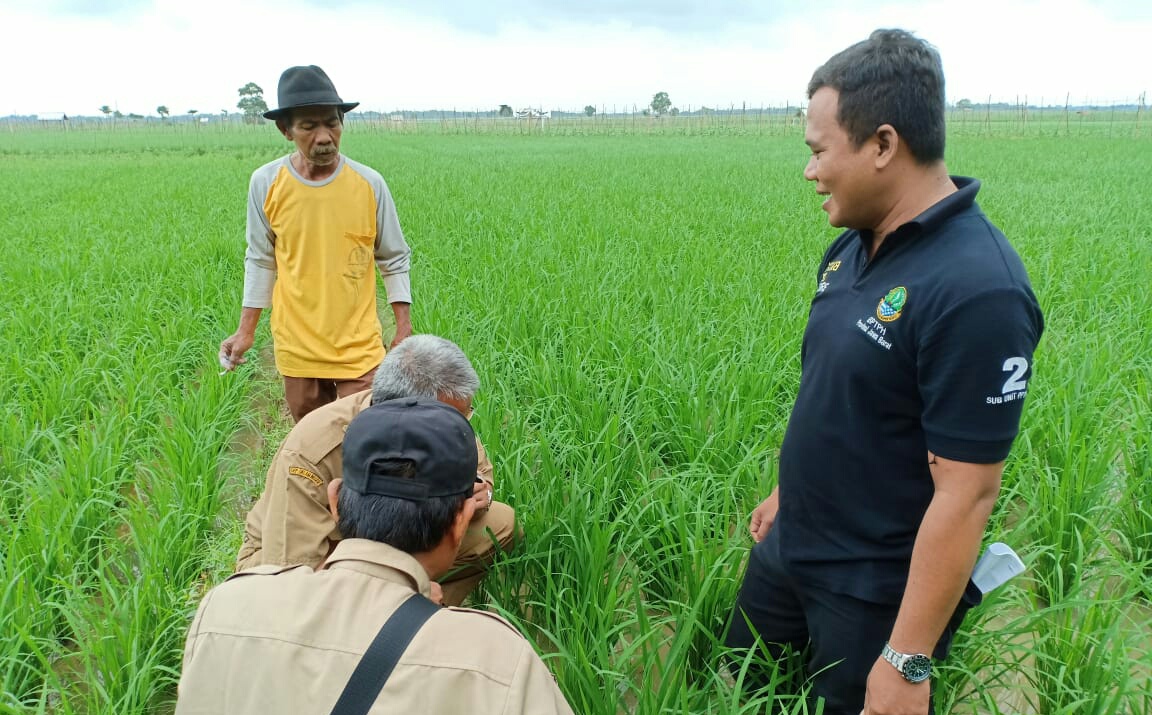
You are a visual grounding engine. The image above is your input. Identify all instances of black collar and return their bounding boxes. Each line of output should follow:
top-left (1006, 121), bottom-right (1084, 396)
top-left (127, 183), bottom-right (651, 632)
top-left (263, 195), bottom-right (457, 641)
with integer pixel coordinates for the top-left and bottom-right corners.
top-left (856, 176), bottom-right (981, 259)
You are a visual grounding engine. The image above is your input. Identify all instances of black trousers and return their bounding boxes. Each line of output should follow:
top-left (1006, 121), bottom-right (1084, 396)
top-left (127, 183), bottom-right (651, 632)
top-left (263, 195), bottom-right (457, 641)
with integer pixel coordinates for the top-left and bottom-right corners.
top-left (724, 527), bottom-right (978, 715)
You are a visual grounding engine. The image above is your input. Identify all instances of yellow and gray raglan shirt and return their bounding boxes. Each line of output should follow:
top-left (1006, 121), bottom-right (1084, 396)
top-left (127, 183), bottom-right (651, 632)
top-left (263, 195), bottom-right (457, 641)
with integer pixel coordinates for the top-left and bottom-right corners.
top-left (243, 154), bottom-right (411, 379)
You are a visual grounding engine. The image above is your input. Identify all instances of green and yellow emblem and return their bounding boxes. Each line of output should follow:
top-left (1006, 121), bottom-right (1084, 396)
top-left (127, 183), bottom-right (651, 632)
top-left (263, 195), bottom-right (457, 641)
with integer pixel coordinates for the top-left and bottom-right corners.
top-left (876, 286), bottom-right (907, 322)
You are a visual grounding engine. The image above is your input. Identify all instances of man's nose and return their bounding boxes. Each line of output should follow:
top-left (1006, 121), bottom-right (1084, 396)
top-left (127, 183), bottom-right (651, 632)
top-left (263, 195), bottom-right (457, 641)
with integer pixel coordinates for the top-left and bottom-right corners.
top-left (803, 156), bottom-right (817, 181)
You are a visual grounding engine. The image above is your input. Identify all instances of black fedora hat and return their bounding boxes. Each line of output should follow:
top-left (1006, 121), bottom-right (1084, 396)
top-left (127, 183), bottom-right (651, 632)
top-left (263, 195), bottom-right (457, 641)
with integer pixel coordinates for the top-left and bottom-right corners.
top-left (263, 65), bottom-right (359, 120)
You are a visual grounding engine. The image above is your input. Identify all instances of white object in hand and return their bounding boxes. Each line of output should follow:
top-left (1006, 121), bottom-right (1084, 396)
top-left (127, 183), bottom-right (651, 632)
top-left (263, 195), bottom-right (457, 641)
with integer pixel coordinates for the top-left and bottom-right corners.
top-left (972, 542), bottom-right (1026, 594)
top-left (218, 354), bottom-right (233, 375)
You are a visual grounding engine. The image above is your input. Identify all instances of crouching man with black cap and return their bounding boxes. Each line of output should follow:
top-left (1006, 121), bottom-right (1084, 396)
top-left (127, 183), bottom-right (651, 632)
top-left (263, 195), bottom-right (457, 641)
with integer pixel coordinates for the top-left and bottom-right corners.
top-left (175, 399), bottom-right (574, 714)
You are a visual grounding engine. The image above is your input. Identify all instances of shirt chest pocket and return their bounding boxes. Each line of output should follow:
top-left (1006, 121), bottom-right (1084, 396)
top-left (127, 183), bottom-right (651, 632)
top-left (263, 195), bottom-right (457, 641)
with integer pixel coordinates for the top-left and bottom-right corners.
top-left (342, 232), bottom-right (375, 280)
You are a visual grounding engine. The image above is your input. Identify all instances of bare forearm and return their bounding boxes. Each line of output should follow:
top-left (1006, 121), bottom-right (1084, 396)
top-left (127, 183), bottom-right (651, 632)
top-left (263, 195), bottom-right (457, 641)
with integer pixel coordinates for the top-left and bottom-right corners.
top-left (889, 495), bottom-right (989, 652)
top-left (391, 302), bottom-right (411, 331)
top-left (236, 306), bottom-right (262, 336)
top-left (390, 303), bottom-right (412, 349)
top-left (889, 459), bottom-right (1001, 653)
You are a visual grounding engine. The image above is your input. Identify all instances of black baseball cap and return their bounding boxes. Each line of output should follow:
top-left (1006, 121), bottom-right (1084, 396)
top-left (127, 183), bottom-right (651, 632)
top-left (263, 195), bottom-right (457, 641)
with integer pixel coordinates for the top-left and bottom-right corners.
top-left (342, 398), bottom-right (477, 501)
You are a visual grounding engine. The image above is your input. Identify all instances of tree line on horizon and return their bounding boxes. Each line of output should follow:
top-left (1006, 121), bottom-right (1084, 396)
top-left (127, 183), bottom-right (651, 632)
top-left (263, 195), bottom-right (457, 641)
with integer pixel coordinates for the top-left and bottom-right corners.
top-left (10, 85), bottom-right (1147, 122)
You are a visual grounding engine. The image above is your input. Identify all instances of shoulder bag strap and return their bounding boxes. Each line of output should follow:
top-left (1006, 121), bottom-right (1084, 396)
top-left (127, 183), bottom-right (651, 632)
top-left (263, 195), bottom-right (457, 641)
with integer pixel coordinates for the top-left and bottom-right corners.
top-left (328, 593), bottom-right (440, 715)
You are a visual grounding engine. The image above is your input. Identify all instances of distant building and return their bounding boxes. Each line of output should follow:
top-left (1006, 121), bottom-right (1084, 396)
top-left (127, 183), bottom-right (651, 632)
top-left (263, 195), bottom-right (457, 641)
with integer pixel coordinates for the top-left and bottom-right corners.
top-left (516, 108), bottom-right (551, 120)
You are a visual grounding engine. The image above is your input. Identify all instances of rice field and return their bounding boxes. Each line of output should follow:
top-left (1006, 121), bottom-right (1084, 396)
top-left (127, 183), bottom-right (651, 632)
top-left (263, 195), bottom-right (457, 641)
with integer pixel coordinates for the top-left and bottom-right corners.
top-left (1, 120), bottom-right (1150, 714)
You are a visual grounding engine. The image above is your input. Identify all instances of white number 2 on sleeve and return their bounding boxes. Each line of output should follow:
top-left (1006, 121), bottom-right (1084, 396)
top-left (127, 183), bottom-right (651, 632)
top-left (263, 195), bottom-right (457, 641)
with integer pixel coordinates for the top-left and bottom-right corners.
top-left (1001, 357), bottom-right (1029, 394)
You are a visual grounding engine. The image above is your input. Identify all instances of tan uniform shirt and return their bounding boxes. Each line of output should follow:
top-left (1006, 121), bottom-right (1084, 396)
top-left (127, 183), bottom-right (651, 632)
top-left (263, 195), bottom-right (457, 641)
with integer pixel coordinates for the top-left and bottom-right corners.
top-left (176, 539), bottom-right (574, 715)
top-left (238, 390), bottom-right (495, 569)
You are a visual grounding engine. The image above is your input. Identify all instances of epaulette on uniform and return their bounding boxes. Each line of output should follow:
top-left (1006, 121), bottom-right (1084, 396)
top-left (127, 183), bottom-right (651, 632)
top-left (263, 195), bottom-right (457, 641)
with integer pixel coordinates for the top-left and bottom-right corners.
top-left (445, 606), bottom-right (526, 638)
top-left (293, 394), bottom-right (370, 464)
top-left (225, 563), bottom-right (312, 581)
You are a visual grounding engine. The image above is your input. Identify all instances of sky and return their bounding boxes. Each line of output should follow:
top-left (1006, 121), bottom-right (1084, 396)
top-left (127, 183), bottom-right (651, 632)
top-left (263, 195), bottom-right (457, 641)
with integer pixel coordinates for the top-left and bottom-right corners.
top-left (2, 0), bottom-right (1148, 117)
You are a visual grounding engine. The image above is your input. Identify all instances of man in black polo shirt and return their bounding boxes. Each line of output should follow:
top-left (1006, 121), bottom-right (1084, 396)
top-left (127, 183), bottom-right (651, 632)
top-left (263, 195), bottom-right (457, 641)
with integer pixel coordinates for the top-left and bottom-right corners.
top-left (724, 29), bottom-right (1043, 715)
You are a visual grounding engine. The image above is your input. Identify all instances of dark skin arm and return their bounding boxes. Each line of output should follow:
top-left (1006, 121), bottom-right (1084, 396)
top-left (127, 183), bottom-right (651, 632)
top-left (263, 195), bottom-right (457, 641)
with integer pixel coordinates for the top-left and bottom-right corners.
top-left (748, 486), bottom-right (780, 543)
top-left (219, 307), bottom-right (262, 370)
top-left (862, 453), bottom-right (1002, 715)
top-left (390, 302), bottom-right (412, 349)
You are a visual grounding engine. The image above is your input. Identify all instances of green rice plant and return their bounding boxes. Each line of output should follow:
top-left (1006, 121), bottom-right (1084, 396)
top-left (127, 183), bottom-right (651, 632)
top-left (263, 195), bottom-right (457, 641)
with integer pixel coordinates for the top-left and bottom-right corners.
top-left (1011, 340), bottom-right (1124, 606)
top-left (0, 558), bottom-right (50, 704)
top-left (933, 583), bottom-right (1033, 715)
top-left (939, 569), bottom-right (1149, 715)
top-left (3, 125), bottom-right (1151, 714)
top-left (1111, 364), bottom-right (1152, 598)
top-left (1017, 580), bottom-right (1144, 715)
top-left (0, 142), bottom-right (255, 713)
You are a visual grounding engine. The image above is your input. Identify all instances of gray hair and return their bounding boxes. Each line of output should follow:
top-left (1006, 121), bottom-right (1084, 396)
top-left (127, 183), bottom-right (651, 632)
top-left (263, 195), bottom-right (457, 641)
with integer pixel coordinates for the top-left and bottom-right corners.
top-left (371, 334), bottom-right (480, 403)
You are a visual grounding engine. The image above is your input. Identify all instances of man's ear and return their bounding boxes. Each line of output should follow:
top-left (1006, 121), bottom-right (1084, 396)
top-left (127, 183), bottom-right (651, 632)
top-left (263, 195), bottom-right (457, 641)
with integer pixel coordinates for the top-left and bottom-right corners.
top-left (327, 478), bottom-right (343, 520)
top-left (873, 123), bottom-right (900, 169)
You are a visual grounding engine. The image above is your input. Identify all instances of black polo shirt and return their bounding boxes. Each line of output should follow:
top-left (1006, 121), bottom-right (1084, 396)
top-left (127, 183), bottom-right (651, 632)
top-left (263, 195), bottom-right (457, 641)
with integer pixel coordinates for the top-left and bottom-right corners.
top-left (776, 177), bottom-right (1044, 603)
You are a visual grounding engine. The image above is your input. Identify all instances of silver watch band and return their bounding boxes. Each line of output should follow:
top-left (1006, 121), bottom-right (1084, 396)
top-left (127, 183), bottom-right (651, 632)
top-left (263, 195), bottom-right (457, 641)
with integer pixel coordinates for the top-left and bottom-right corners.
top-left (881, 642), bottom-right (932, 683)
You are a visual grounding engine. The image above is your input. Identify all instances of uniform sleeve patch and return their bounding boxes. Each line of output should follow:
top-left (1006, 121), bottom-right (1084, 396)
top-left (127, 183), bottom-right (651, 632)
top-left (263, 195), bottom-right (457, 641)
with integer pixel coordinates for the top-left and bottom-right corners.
top-left (289, 466), bottom-right (323, 486)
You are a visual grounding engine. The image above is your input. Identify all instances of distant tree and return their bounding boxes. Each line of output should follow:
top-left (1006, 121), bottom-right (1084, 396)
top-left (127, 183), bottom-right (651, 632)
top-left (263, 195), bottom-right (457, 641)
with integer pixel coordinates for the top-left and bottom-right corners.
top-left (157, 105), bottom-right (170, 119)
top-left (99, 105), bottom-right (111, 117)
top-left (669, 107), bottom-right (679, 117)
top-left (127, 113), bottom-right (144, 120)
top-left (237, 82), bottom-right (269, 123)
top-left (584, 105), bottom-right (596, 117)
top-left (113, 109), bottom-right (124, 119)
top-left (642, 108), bottom-right (651, 116)
top-left (956, 98), bottom-right (974, 111)
top-left (498, 104), bottom-right (513, 117)
top-left (650, 91), bottom-right (671, 116)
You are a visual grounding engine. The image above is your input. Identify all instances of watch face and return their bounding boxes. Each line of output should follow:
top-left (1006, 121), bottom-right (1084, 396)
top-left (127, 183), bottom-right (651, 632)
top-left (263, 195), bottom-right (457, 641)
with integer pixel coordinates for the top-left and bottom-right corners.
top-left (903, 654), bottom-right (932, 683)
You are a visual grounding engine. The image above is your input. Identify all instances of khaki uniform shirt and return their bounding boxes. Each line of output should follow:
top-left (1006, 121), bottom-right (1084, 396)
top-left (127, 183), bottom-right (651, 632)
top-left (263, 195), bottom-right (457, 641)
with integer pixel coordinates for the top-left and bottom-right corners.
top-left (238, 390), bottom-right (494, 569)
top-left (176, 539), bottom-right (574, 715)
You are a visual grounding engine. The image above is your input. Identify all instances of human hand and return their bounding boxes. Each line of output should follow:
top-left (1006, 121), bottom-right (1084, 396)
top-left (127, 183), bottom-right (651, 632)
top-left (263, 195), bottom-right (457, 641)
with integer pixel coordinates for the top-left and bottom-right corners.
top-left (861, 656), bottom-right (930, 715)
top-left (749, 489), bottom-right (780, 543)
top-left (471, 479), bottom-right (493, 520)
top-left (219, 331), bottom-right (254, 372)
top-left (429, 581), bottom-right (444, 605)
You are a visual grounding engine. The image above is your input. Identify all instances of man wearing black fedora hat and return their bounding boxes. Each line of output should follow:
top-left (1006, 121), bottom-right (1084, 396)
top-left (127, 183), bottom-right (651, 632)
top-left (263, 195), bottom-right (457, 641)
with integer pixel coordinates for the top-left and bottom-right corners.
top-left (219, 65), bottom-right (414, 423)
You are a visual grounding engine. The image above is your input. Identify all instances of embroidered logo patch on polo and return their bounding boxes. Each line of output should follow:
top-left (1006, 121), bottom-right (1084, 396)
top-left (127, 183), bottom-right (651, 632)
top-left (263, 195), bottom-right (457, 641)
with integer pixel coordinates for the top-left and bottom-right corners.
top-left (876, 286), bottom-right (907, 322)
top-left (816, 259), bottom-right (842, 295)
top-left (289, 466), bottom-right (323, 486)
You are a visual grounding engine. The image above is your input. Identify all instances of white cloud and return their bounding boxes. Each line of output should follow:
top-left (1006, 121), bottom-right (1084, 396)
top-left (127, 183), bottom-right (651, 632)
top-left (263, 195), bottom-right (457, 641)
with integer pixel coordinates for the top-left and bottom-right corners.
top-left (2, 0), bottom-right (1147, 116)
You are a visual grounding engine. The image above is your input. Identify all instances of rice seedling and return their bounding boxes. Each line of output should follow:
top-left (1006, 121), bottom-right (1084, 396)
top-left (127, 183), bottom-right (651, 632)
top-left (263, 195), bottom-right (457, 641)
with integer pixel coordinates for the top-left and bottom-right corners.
top-left (1, 122), bottom-right (1149, 713)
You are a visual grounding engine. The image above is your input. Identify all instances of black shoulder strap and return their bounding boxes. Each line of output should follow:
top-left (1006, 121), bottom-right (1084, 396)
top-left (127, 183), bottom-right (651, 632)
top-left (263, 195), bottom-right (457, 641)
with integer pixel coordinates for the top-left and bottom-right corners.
top-left (328, 593), bottom-right (440, 715)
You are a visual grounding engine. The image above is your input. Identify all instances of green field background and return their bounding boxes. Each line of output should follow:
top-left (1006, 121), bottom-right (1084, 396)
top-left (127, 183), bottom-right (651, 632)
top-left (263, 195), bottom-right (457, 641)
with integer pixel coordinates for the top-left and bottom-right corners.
top-left (1, 124), bottom-right (1149, 713)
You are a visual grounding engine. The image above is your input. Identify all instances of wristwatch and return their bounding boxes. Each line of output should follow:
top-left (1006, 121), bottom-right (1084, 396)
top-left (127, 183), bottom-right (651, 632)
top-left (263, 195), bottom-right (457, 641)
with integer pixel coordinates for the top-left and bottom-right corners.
top-left (880, 642), bottom-right (932, 683)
